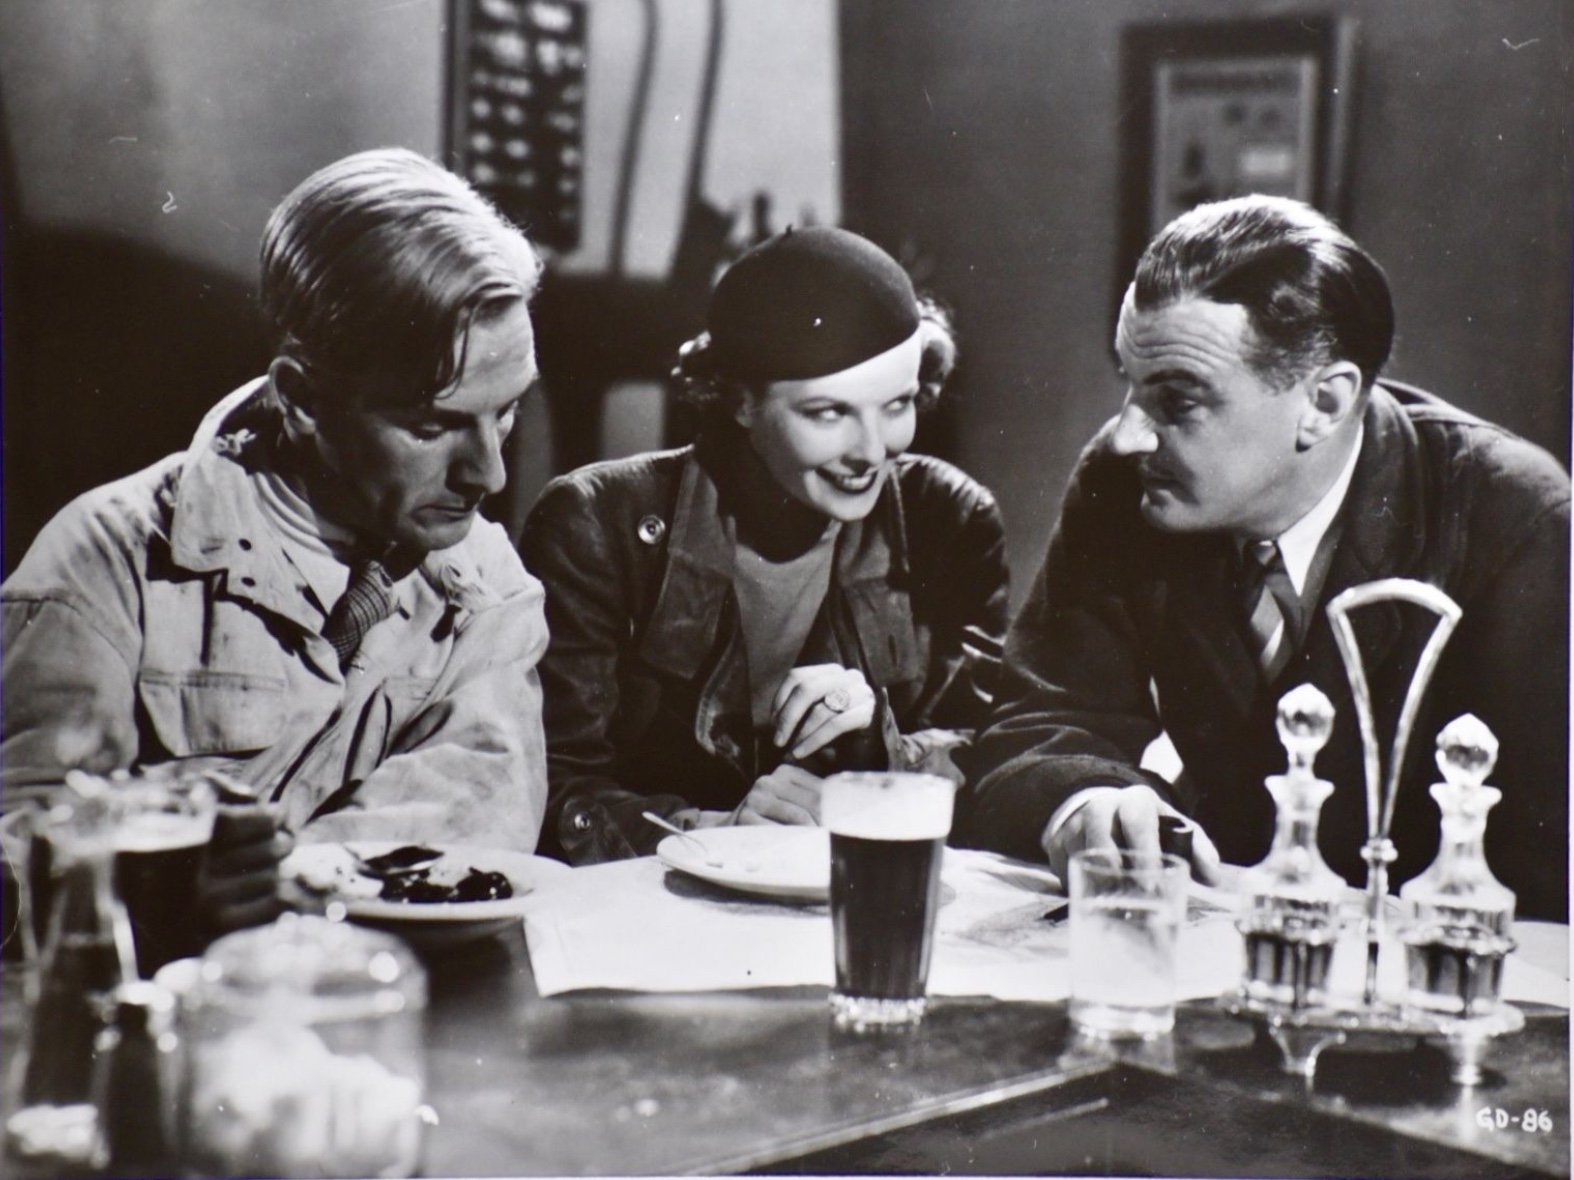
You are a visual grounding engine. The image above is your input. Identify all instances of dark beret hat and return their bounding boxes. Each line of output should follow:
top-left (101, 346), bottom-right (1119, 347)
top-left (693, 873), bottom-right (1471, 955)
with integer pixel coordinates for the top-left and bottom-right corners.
top-left (707, 226), bottom-right (920, 382)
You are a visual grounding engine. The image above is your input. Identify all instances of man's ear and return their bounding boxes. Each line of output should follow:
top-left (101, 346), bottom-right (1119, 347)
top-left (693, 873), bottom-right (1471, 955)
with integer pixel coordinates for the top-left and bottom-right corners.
top-left (1297, 360), bottom-right (1363, 448)
top-left (269, 357), bottom-right (321, 440)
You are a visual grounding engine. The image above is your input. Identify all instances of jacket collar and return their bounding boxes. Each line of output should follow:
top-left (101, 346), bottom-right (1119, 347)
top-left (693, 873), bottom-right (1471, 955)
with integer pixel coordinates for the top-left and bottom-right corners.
top-left (637, 455), bottom-right (734, 678)
top-left (1322, 383), bottom-right (1429, 589)
top-left (168, 380), bottom-right (502, 631)
top-left (638, 440), bottom-right (921, 686)
top-left (1297, 382), bottom-right (1432, 693)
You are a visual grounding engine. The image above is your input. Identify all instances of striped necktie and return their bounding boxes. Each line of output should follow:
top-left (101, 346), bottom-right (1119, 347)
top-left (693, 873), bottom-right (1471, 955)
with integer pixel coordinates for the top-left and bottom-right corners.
top-left (323, 558), bottom-right (397, 669)
top-left (1241, 539), bottom-right (1300, 680)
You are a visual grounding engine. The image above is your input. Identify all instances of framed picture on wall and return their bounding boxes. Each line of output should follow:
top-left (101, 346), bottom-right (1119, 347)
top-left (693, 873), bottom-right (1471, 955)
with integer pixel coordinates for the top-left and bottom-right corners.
top-left (1117, 15), bottom-right (1355, 286)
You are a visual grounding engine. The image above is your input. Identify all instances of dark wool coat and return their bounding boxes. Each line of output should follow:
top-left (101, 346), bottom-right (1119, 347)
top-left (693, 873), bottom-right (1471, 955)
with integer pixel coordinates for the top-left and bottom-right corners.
top-left (958, 383), bottom-right (1570, 920)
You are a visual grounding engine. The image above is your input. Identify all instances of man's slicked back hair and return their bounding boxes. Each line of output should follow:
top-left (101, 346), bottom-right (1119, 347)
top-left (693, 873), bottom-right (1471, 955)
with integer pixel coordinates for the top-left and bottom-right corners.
top-left (260, 147), bottom-right (542, 407)
top-left (1132, 195), bottom-right (1394, 391)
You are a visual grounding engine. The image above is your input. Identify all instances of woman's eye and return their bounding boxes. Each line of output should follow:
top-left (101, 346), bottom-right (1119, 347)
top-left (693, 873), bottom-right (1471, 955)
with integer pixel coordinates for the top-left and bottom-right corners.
top-left (803, 407), bottom-right (844, 424)
top-left (885, 395), bottom-right (916, 416)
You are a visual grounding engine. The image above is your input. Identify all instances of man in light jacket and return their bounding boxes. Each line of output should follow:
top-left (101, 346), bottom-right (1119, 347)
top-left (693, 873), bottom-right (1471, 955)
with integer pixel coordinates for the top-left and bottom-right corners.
top-left (2, 147), bottom-right (550, 932)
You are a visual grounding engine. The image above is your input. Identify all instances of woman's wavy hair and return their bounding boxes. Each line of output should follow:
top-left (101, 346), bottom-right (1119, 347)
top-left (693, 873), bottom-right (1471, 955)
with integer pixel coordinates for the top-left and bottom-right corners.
top-left (260, 147), bottom-right (542, 409)
top-left (672, 294), bottom-right (958, 423)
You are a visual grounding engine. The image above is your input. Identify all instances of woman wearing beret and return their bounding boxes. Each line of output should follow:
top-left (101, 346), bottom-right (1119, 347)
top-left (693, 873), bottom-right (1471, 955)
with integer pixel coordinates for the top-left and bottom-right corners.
top-left (521, 227), bottom-right (1008, 864)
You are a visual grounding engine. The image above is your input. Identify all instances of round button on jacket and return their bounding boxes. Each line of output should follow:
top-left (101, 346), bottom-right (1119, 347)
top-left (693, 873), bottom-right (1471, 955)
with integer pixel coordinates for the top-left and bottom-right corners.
top-left (636, 515), bottom-right (667, 545)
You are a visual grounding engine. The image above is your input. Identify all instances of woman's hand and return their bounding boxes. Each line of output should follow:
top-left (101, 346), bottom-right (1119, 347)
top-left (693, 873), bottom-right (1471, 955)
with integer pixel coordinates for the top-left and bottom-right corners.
top-left (731, 766), bottom-right (826, 826)
top-left (770, 664), bottom-right (877, 761)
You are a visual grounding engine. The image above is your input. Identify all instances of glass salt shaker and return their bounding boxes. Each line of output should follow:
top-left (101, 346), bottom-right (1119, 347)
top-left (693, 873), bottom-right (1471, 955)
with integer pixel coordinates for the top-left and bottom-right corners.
top-left (1400, 714), bottom-right (1516, 1019)
top-left (1236, 684), bottom-right (1348, 1009)
top-left (178, 913), bottom-right (429, 1179)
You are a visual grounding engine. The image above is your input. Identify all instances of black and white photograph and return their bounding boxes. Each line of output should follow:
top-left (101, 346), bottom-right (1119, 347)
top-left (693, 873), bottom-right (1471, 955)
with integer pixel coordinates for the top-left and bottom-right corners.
top-left (0, 1), bottom-right (1568, 1177)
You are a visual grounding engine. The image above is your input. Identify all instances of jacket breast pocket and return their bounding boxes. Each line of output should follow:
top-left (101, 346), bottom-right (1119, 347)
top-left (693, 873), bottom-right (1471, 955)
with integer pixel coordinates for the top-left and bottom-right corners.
top-left (138, 671), bottom-right (288, 758)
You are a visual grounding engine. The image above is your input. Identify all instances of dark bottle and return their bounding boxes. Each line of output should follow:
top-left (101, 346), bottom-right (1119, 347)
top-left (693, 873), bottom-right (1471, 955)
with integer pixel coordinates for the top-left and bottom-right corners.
top-left (92, 981), bottom-right (179, 1176)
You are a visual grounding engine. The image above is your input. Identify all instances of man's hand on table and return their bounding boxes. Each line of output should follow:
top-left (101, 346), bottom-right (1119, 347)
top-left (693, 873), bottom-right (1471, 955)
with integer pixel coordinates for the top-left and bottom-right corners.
top-left (1041, 783), bottom-right (1222, 886)
top-left (198, 804), bottom-right (293, 935)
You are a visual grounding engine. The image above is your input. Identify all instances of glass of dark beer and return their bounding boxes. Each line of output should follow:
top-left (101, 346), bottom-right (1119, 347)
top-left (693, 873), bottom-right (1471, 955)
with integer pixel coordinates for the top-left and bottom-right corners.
top-left (823, 772), bottom-right (956, 1030)
top-left (114, 773), bottom-right (217, 978)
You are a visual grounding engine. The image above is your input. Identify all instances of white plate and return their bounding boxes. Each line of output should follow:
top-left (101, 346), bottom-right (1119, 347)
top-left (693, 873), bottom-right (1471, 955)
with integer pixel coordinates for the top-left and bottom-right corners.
top-left (656, 826), bottom-right (830, 902)
top-left (283, 841), bottom-right (571, 946)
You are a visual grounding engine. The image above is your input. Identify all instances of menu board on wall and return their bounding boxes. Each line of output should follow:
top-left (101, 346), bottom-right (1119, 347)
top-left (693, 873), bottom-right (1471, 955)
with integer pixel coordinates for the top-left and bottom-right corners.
top-left (447, 0), bottom-right (588, 254)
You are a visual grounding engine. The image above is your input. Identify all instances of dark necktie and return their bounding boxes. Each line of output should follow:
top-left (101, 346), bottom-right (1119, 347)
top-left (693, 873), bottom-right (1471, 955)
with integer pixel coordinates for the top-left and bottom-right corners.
top-left (1241, 539), bottom-right (1300, 680)
top-left (323, 558), bottom-right (396, 669)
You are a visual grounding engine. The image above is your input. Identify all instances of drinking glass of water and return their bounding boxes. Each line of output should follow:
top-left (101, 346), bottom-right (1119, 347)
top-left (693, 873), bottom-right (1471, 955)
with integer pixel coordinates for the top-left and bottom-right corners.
top-left (823, 772), bottom-right (956, 1031)
top-left (1068, 849), bottom-right (1187, 1039)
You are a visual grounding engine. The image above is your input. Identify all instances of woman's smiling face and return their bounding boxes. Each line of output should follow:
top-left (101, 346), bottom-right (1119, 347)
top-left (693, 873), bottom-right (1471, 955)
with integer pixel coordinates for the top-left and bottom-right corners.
top-left (734, 329), bottom-right (922, 522)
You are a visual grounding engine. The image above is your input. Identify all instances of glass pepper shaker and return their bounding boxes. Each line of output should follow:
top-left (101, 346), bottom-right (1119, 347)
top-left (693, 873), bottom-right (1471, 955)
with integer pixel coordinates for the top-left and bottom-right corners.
top-left (1400, 714), bottom-right (1516, 1019)
top-left (1236, 684), bottom-right (1348, 1009)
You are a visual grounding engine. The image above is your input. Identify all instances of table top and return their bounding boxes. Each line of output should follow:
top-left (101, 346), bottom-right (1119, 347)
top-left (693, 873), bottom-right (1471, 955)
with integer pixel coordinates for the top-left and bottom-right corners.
top-left (413, 926), bottom-right (1569, 1178)
top-left (2, 913), bottom-right (1568, 1178)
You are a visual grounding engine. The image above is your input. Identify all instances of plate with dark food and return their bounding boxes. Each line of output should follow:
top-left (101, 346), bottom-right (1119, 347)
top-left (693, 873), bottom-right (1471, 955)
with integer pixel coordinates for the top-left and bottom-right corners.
top-left (283, 842), bottom-right (571, 946)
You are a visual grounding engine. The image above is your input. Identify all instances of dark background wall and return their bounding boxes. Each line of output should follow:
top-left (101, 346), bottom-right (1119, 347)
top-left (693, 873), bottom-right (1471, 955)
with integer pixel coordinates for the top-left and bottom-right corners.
top-left (0, 1), bottom-right (449, 574)
top-left (0, 0), bottom-right (841, 574)
top-left (840, 0), bottom-right (1572, 602)
top-left (3, 1), bottom-right (1570, 600)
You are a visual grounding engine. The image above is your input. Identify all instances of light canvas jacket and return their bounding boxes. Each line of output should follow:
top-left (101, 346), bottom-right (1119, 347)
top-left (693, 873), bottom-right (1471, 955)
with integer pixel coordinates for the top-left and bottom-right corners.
top-left (1, 381), bottom-right (549, 849)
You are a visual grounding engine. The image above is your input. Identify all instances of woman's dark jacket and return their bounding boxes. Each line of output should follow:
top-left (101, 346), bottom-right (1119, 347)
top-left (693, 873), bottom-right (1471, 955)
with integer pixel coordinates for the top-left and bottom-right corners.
top-left (519, 436), bottom-right (1009, 864)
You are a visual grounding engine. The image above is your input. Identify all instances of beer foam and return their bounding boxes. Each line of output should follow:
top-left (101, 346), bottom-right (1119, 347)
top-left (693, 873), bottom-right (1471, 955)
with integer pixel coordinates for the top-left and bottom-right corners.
top-left (821, 773), bottom-right (954, 841)
top-left (116, 810), bottom-right (213, 853)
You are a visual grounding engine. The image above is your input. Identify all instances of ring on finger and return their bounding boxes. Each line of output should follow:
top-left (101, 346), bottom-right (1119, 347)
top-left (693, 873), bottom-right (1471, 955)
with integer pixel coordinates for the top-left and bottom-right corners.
top-left (824, 688), bottom-right (852, 713)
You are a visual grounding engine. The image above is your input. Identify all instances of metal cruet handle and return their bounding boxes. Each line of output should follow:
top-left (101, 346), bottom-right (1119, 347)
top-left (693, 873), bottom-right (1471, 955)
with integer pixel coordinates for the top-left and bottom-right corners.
top-left (1325, 578), bottom-right (1463, 1006)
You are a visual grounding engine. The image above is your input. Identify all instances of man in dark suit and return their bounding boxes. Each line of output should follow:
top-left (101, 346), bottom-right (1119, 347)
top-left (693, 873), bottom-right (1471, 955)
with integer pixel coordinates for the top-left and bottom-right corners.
top-left (957, 195), bottom-right (1570, 920)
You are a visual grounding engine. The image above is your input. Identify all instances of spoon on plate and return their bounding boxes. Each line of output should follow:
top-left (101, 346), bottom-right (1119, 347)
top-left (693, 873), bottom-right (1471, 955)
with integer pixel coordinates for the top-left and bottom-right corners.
top-left (641, 812), bottom-right (727, 868)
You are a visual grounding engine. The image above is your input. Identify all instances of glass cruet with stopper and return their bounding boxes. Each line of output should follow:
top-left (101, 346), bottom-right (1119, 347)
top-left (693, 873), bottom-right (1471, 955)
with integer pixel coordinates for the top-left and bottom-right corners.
top-left (1236, 684), bottom-right (1348, 1010)
top-left (1399, 714), bottom-right (1516, 1019)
